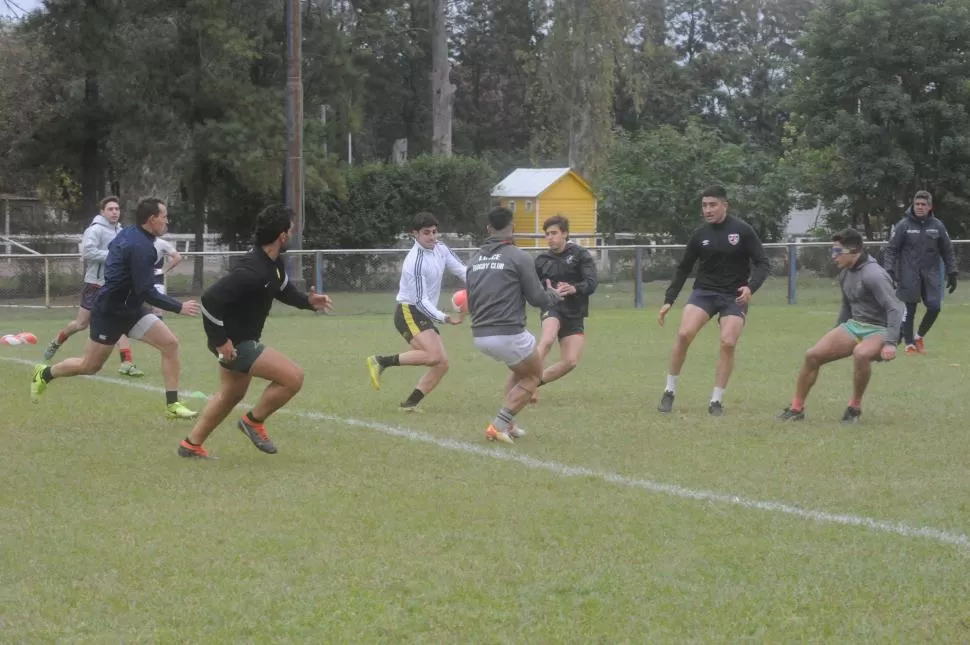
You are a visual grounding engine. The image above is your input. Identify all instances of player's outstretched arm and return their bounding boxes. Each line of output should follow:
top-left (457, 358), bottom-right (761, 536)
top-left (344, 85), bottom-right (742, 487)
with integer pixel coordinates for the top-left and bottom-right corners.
top-left (275, 278), bottom-right (316, 312)
top-left (516, 251), bottom-right (562, 309)
top-left (868, 268), bottom-right (904, 347)
top-left (442, 243), bottom-right (469, 283)
top-left (133, 245), bottom-right (188, 314)
top-left (663, 234), bottom-right (699, 306)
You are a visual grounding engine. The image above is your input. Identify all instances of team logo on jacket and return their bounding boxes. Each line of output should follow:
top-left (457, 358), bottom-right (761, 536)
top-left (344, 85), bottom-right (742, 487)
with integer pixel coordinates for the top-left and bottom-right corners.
top-left (728, 233), bottom-right (740, 245)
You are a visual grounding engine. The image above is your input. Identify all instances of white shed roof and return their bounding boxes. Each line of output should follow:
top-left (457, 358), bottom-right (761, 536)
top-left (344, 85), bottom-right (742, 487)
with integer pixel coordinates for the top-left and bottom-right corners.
top-left (491, 168), bottom-right (573, 198)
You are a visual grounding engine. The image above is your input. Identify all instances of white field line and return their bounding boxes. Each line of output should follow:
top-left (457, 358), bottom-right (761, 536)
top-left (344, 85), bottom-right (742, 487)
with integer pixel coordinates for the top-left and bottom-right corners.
top-left (4, 355), bottom-right (969, 550)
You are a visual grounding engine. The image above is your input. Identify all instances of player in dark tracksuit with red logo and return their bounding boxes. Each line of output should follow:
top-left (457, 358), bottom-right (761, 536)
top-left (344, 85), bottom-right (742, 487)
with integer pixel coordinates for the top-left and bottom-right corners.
top-left (533, 215), bottom-right (598, 400)
top-left (657, 186), bottom-right (770, 416)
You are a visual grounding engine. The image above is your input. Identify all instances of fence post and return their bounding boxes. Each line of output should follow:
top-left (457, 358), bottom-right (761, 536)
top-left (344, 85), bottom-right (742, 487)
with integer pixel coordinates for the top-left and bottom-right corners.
top-left (315, 252), bottom-right (324, 291)
top-left (787, 243), bottom-right (797, 305)
top-left (44, 257), bottom-right (51, 308)
top-left (634, 246), bottom-right (644, 309)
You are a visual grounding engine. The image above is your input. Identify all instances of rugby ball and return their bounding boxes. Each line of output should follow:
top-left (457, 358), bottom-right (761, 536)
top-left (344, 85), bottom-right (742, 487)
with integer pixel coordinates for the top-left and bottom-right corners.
top-left (451, 289), bottom-right (468, 313)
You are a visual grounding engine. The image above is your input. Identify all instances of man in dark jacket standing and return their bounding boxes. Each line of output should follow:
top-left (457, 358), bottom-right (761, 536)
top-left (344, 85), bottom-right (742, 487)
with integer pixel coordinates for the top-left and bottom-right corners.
top-left (883, 191), bottom-right (957, 354)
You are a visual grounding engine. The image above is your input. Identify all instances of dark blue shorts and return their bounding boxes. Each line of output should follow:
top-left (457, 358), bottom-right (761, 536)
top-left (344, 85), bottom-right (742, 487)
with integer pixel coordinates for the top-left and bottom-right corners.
top-left (80, 283), bottom-right (101, 311)
top-left (89, 306), bottom-right (158, 345)
top-left (686, 289), bottom-right (747, 321)
top-left (540, 309), bottom-right (585, 339)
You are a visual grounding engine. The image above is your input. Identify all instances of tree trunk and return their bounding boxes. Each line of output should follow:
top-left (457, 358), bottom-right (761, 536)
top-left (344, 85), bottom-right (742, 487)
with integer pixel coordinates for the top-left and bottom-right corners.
top-left (430, 0), bottom-right (454, 156)
top-left (80, 69), bottom-right (103, 219)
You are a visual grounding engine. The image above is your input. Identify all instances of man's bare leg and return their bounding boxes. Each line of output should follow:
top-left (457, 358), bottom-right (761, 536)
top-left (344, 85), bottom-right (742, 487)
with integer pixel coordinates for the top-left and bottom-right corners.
top-left (183, 369), bottom-right (252, 452)
top-left (44, 307), bottom-right (92, 361)
top-left (709, 315), bottom-right (745, 412)
top-left (488, 350), bottom-right (543, 443)
top-left (658, 304), bottom-right (711, 412)
top-left (541, 334), bottom-right (584, 384)
top-left (788, 327), bottom-right (856, 411)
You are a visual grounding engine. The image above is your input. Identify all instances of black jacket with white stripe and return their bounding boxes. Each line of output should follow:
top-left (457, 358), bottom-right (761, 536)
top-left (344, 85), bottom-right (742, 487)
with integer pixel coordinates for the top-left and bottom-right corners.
top-left (201, 246), bottom-right (314, 349)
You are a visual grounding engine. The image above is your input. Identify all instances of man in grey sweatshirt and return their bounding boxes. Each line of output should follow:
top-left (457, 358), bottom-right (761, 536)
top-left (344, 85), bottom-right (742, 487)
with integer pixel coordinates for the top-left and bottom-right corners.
top-left (466, 207), bottom-right (569, 444)
top-left (778, 228), bottom-right (902, 424)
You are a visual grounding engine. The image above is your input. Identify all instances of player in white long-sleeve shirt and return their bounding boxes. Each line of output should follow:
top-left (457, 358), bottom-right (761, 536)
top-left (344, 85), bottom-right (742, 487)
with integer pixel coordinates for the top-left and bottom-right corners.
top-left (366, 212), bottom-right (467, 411)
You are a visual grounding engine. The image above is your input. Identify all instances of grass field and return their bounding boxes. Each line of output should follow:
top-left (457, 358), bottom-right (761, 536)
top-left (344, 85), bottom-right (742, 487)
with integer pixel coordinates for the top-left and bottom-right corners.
top-left (2, 281), bottom-right (970, 643)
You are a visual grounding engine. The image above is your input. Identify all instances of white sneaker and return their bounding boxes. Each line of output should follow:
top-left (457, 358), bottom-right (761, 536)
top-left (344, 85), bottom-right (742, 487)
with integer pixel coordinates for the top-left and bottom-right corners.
top-left (507, 424), bottom-right (526, 439)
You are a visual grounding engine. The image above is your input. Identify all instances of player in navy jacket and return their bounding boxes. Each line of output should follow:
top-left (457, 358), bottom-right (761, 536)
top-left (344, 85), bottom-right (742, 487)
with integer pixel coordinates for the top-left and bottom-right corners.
top-left (31, 198), bottom-right (202, 420)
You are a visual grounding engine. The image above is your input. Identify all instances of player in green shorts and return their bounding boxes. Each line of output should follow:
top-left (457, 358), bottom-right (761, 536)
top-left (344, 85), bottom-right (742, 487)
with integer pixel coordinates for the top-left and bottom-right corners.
top-left (778, 228), bottom-right (903, 424)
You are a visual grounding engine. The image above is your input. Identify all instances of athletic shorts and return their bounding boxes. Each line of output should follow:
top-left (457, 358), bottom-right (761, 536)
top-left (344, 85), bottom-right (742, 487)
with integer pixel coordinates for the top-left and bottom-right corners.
top-left (89, 307), bottom-right (159, 345)
top-left (473, 331), bottom-right (537, 367)
top-left (394, 304), bottom-right (438, 343)
top-left (686, 289), bottom-right (747, 321)
top-left (540, 309), bottom-right (585, 340)
top-left (210, 339), bottom-right (265, 374)
top-left (840, 319), bottom-right (887, 344)
top-left (80, 283), bottom-right (102, 311)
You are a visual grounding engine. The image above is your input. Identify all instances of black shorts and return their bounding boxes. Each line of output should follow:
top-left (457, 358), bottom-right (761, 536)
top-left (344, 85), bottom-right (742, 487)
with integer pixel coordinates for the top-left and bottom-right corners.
top-left (540, 309), bottom-right (585, 339)
top-left (89, 306), bottom-right (158, 345)
top-left (80, 283), bottom-right (101, 311)
top-left (686, 289), bottom-right (747, 321)
top-left (394, 304), bottom-right (438, 343)
top-left (209, 339), bottom-right (266, 374)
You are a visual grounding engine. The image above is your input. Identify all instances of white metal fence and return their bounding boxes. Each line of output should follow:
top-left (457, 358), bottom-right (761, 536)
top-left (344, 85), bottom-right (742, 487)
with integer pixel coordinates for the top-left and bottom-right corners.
top-left (2, 241), bottom-right (969, 314)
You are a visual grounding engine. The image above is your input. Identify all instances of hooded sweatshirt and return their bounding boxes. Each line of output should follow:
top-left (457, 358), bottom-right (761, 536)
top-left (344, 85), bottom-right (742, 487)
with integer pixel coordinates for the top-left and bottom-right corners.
top-left (837, 253), bottom-right (903, 344)
top-left (466, 236), bottom-right (562, 337)
top-left (80, 215), bottom-right (120, 286)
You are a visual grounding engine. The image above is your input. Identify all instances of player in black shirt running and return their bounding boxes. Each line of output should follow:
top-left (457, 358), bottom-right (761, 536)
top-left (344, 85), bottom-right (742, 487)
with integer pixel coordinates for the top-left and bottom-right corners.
top-left (533, 215), bottom-right (597, 401)
top-left (657, 186), bottom-right (770, 416)
top-left (177, 205), bottom-right (333, 459)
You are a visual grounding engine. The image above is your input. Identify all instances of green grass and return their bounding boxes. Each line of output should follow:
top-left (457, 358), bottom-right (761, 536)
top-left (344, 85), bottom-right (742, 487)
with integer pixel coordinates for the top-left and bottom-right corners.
top-left (3, 281), bottom-right (970, 643)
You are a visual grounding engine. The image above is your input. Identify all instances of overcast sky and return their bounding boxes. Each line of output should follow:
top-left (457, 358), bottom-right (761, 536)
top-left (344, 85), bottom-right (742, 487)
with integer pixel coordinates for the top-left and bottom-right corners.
top-left (1, 0), bottom-right (43, 19)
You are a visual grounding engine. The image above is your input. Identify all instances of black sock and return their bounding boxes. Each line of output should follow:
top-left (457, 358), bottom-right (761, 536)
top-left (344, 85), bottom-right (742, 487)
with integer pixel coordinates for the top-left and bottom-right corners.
top-left (41, 366), bottom-right (54, 383)
top-left (377, 354), bottom-right (400, 368)
top-left (247, 411), bottom-right (264, 424)
top-left (917, 308), bottom-right (940, 337)
top-left (902, 302), bottom-right (918, 344)
top-left (165, 390), bottom-right (178, 405)
top-left (402, 389), bottom-right (425, 407)
top-left (184, 437), bottom-right (199, 446)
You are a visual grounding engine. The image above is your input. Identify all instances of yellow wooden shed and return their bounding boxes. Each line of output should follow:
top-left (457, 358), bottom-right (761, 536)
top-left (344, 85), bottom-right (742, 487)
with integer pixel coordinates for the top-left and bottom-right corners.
top-left (491, 168), bottom-right (597, 248)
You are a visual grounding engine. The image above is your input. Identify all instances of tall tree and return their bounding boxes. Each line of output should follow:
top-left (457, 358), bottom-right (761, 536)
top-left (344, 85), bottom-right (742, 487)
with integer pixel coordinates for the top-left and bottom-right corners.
top-left (430, 0), bottom-right (454, 155)
top-left (791, 0), bottom-right (970, 236)
top-left (539, 0), bottom-right (632, 176)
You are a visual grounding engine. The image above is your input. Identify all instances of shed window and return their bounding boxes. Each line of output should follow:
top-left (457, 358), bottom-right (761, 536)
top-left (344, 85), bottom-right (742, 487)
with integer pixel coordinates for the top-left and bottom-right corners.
top-left (508, 200), bottom-right (516, 213)
top-left (525, 200), bottom-right (533, 211)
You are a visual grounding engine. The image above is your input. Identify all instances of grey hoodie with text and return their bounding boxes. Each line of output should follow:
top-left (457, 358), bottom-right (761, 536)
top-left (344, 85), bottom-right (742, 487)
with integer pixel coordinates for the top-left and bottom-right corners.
top-left (466, 236), bottom-right (562, 337)
top-left (837, 253), bottom-right (903, 344)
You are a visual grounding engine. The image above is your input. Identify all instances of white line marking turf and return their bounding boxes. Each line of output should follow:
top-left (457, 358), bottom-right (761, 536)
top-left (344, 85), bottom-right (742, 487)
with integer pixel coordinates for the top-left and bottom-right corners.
top-left (5, 356), bottom-right (969, 550)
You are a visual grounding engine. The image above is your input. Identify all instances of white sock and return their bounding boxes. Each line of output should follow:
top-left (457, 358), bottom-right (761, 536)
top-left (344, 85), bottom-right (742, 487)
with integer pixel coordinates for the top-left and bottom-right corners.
top-left (712, 387), bottom-right (725, 403)
top-left (666, 374), bottom-right (678, 393)
top-left (915, 334), bottom-right (922, 340)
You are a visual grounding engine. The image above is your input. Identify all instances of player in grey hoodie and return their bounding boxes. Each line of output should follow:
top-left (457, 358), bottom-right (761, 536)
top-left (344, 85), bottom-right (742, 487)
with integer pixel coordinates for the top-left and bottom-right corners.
top-left (778, 228), bottom-right (902, 424)
top-left (43, 196), bottom-right (144, 376)
top-left (466, 207), bottom-right (569, 444)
